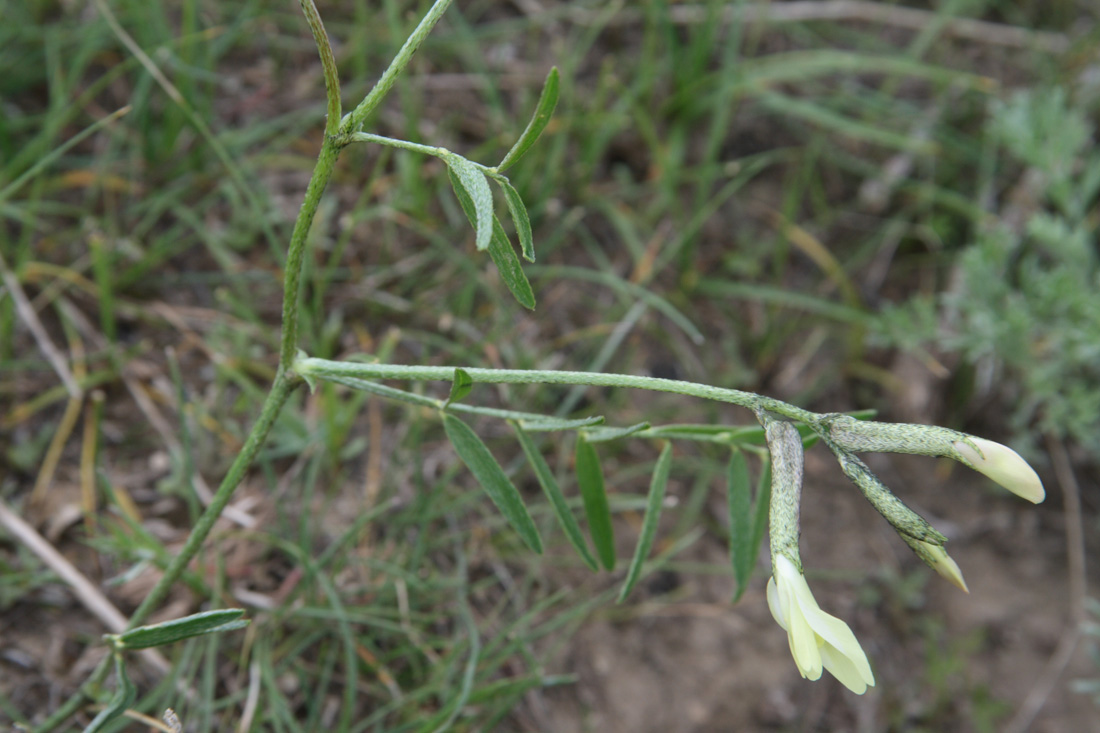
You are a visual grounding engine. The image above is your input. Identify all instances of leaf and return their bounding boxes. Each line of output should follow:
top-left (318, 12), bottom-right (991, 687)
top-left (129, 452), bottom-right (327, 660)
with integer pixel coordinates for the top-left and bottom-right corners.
top-left (511, 422), bottom-right (599, 570)
top-left (730, 457), bottom-right (772, 603)
top-left (518, 415), bottom-right (605, 432)
top-left (498, 66), bottom-right (560, 172)
top-left (442, 413), bottom-right (543, 553)
top-left (446, 368), bottom-right (474, 406)
top-left (495, 177), bottom-right (535, 262)
top-left (582, 421), bottom-right (651, 443)
top-left (450, 167), bottom-right (536, 309)
top-left (446, 157), bottom-right (493, 252)
top-left (575, 436), bottom-right (615, 570)
top-left (84, 654), bottom-right (136, 733)
top-left (750, 460), bottom-right (772, 575)
top-left (619, 442), bottom-right (672, 602)
top-left (487, 217), bottom-right (536, 309)
top-left (727, 448), bottom-right (753, 602)
top-left (115, 609), bottom-right (249, 649)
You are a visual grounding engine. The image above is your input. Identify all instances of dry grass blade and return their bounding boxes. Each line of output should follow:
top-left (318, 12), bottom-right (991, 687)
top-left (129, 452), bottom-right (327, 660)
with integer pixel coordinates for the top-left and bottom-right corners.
top-left (0, 499), bottom-right (171, 676)
top-left (0, 251), bottom-right (80, 397)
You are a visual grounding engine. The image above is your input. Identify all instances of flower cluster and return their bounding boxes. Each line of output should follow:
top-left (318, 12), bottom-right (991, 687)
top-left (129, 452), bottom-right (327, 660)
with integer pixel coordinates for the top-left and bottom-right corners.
top-left (758, 413), bottom-right (1044, 694)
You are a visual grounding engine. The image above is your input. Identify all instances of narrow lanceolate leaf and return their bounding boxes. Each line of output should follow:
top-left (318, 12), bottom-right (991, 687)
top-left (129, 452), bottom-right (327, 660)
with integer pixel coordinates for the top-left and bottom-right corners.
top-left (450, 167), bottom-right (536, 309)
top-left (115, 609), bottom-right (249, 649)
top-left (84, 654), bottom-right (136, 733)
top-left (726, 448), bottom-right (753, 602)
top-left (498, 66), bottom-right (560, 172)
top-left (582, 422), bottom-right (651, 443)
top-left (619, 442), bottom-right (673, 602)
top-left (747, 460), bottom-right (772, 594)
top-left (487, 217), bottom-right (536, 309)
top-left (446, 368), bottom-right (474, 406)
top-left (446, 156), bottom-right (493, 252)
top-left (518, 415), bottom-right (605, 432)
top-left (511, 422), bottom-right (599, 571)
top-left (495, 177), bottom-right (535, 262)
top-left (575, 436), bottom-right (615, 570)
top-left (442, 413), bottom-right (543, 553)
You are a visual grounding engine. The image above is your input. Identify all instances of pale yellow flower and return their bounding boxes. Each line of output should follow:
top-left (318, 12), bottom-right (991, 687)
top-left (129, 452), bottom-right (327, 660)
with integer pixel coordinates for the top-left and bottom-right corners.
top-left (767, 555), bottom-right (875, 694)
top-left (953, 438), bottom-right (1044, 504)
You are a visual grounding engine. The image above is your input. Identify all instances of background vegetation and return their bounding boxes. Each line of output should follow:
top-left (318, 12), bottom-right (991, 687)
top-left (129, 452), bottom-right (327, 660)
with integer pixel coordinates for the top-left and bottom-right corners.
top-left (1, 0), bottom-right (1097, 730)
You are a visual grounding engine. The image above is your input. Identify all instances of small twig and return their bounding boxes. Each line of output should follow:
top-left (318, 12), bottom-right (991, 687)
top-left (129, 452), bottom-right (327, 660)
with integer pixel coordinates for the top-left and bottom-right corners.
top-left (1003, 435), bottom-right (1088, 733)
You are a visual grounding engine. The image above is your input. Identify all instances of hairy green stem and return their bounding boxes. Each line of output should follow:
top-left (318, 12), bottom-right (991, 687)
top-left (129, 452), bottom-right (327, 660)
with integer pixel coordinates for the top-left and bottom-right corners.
top-left (37, 0), bottom-right (461, 728)
top-left (296, 356), bottom-right (819, 424)
top-left (31, 377), bottom-right (297, 733)
top-left (342, 0), bottom-right (455, 133)
top-left (279, 140), bottom-right (340, 370)
top-left (298, 0), bottom-right (342, 137)
top-left (127, 376), bottom-right (297, 624)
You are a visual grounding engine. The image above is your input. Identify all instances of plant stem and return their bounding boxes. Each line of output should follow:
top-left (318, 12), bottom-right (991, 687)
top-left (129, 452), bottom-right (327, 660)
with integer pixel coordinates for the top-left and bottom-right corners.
top-left (298, 0), bottom-right (342, 138)
top-left (341, 0), bottom-right (455, 134)
top-left (296, 357), bottom-right (820, 424)
top-left (127, 375), bottom-right (297, 625)
top-left (278, 140), bottom-right (340, 371)
top-left (31, 376), bottom-right (297, 733)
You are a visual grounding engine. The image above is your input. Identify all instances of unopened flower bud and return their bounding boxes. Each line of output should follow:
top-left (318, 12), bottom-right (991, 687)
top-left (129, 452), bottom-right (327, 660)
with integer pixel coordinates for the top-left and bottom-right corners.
top-left (952, 438), bottom-right (1044, 504)
top-left (826, 416), bottom-right (1044, 504)
top-left (900, 536), bottom-right (969, 593)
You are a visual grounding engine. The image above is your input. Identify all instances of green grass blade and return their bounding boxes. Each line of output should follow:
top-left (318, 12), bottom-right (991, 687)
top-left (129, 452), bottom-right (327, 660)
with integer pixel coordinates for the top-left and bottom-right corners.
top-left (446, 156), bottom-right (493, 252)
top-left (116, 609), bottom-right (249, 649)
top-left (575, 436), bottom-right (615, 570)
top-left (498, 66), bottom-right (559, 172)
top-left (726, 448), bottom-right (753, 602)
top-left (511, 422), bottom-right (599, 571)
top-left (442, 413), bottom-right (542, 553)
top-left (494, 176), bottom-right (535, 262)
top-left (618, 441), bottom-right (672, 602)
top-left (487, 216), bottom-right (537, 309)
top-left (84, 654), bottom-right (136, 733)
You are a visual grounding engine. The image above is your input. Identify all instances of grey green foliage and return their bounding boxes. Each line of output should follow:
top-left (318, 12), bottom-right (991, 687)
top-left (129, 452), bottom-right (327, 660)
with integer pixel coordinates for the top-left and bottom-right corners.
top-left (877, 87), bottom-right (1100, 459)
top-left (497, 66), bottom-right (560, 173)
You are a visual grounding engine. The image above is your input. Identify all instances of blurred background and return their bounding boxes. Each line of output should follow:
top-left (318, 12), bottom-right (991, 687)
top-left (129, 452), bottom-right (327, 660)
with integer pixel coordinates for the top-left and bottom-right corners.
top-left (2, 0), bottom-right (1098, 730)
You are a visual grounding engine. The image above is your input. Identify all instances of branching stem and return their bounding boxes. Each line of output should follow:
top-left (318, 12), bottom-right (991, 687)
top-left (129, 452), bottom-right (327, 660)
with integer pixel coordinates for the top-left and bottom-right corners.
top-left (296, 356), bottom-right (820, 424)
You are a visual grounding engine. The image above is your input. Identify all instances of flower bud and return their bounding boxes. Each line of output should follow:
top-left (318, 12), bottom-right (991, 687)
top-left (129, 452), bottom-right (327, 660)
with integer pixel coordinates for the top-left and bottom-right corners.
top-left (826, 416), bottom-right (1044, 504)
top-left (900, 536), bottom-right (969, 593)
top-left (952, 438), bottom-right (1045, 504)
